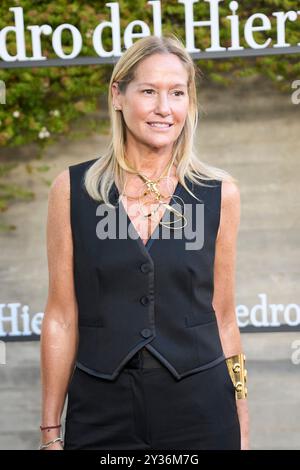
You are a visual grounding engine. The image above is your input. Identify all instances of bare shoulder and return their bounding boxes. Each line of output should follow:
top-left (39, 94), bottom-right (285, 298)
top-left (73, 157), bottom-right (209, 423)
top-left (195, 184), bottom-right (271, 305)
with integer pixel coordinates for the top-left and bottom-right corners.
top-left (221, 179), bottom-right (240, 206)
top-left (49, 169), bottom-right (70, 199)
top-left (217, 180), bottom-right (240, 240)
top-left (48, 169), bottom-right (70, 213)
top-left (46, 169), bottom-right (72, 244)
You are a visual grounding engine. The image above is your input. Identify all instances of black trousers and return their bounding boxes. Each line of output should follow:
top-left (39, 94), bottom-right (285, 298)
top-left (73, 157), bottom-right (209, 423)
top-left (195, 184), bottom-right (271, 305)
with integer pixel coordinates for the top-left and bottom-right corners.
top-left (64, 349), bottom-right (241, 450)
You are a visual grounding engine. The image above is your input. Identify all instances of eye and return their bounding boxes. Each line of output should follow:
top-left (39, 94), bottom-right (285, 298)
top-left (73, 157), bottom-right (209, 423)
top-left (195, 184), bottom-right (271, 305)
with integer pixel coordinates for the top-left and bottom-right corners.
top-left (142, 89), bottom-right (155, 95)
top-left (173, 90), bottom-right (185, 96)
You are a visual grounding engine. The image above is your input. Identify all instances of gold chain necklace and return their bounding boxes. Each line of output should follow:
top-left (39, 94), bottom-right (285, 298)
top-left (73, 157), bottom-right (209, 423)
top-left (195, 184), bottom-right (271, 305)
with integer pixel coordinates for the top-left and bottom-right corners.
top-left (120, 157), bottom-right (187, 230)
top-left (122, 156), bottom-right (174, 200)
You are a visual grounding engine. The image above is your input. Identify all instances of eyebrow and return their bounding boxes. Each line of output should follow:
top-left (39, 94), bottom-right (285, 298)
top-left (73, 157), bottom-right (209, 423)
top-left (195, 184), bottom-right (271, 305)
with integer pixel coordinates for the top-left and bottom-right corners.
top-left (137, 82), bottom-right (188, 88)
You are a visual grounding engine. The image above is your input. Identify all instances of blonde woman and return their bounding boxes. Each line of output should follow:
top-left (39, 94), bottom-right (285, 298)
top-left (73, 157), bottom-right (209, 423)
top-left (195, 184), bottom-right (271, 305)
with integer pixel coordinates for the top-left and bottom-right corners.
top-left (40, 34), bottom-right (249, 450)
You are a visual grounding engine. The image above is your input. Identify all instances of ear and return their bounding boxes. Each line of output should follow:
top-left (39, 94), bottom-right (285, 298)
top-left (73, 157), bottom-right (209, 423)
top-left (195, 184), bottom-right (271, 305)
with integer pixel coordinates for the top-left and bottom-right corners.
top-left (111, 81), bottom-right (122, 110)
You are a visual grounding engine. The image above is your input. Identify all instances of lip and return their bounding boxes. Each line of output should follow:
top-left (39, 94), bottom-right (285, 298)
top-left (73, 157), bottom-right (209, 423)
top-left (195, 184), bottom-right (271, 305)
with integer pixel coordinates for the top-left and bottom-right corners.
top-left (146, 122), bottom-right (174, 131)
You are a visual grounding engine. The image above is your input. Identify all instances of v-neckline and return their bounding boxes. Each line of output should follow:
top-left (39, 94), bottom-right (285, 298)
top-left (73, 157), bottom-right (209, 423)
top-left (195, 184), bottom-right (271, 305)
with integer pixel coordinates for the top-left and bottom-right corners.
top-left (112, 178), bottom-right (184, 253)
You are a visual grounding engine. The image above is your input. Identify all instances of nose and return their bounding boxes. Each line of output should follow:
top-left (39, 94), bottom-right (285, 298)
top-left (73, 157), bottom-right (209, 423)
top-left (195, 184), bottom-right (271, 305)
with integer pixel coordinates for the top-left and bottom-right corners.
top-left (154, 92), bottom-right (171, 116)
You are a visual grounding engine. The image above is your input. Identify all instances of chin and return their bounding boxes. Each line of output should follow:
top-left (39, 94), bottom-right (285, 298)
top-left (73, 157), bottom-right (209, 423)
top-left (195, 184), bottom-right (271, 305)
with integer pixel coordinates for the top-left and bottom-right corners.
top-left (147, 141), bottom-right (174, 150)
top-left (143, 136), bottom-right (174, 146)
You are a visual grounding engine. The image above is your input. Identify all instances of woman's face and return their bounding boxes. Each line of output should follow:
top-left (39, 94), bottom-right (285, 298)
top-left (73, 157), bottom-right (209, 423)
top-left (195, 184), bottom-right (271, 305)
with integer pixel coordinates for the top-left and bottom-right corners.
top-left (112, 53), bottom-right (189, 152)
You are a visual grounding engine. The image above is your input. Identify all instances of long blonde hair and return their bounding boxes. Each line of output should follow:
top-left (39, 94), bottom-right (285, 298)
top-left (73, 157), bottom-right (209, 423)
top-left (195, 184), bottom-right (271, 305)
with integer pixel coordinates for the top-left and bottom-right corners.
top-left (84, 34), bottom-right (237, 207)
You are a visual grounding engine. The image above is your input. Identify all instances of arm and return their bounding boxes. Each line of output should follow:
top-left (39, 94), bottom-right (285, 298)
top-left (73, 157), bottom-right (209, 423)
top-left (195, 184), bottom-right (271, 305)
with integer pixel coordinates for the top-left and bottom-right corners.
top-left (40, 169), bottom-right (78, 450)
top-left (213, 180), bottom-right (250, 450)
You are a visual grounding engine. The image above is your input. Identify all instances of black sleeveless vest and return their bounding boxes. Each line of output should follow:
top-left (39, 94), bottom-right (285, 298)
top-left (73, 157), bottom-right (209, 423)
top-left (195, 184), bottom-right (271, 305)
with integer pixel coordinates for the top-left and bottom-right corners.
top-left (69, 158), bottom-right (225, 381)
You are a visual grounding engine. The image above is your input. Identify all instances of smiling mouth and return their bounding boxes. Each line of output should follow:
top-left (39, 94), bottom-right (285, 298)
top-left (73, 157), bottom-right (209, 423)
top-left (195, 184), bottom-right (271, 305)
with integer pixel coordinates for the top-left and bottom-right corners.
top-left (146, 122), bottom-right (174, 128)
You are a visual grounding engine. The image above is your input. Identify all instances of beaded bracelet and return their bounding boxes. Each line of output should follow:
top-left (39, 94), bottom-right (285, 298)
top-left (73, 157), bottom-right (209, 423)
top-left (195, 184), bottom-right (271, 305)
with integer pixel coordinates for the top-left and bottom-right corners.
top-left (40, 424), bottom-right (62, 431)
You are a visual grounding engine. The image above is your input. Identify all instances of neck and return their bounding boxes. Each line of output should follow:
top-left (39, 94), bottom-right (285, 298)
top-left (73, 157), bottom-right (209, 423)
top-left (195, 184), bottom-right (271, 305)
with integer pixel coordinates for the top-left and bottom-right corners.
top-left (124, 142), bottom-right (176, 180)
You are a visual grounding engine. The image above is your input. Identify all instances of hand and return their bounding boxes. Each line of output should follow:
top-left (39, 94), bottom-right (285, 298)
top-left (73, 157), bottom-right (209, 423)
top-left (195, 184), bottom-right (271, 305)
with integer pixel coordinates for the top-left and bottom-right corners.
top-left (240, 431), bottom-right (250, 450)
top-left (235, 398), bottom-right (250, 450)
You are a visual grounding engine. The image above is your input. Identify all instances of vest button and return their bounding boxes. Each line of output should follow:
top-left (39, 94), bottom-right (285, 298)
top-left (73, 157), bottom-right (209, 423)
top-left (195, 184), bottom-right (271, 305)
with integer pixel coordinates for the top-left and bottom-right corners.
top-left (141, 328), bottom-right (152, 338)
top-left (140, 295), bottom-right (150, 305)
top-left (140, 263), bottom-right (151, 274)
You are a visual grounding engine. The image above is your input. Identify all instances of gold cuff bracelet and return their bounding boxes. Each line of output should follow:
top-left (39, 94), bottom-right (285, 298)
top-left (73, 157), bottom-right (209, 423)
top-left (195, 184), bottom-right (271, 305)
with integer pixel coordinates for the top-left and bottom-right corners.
top-left (225, 353), bottom-right (248, 399)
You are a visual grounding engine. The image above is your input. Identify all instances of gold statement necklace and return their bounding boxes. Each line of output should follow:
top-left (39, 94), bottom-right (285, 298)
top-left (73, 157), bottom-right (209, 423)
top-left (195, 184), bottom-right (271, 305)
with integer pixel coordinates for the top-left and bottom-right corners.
top-left (121, 157), bottom-right (187, 230)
